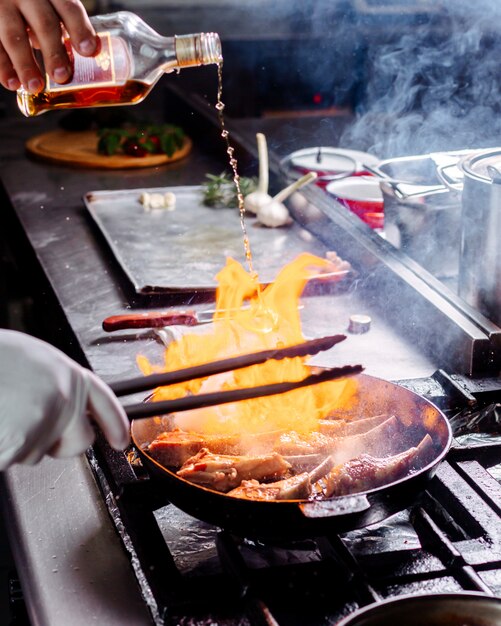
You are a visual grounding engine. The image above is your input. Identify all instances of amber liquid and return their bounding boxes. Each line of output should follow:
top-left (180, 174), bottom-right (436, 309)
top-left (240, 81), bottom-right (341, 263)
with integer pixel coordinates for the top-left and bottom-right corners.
top-left (215, 63), bottom-right (279, 333)
top-left (17, 79), bottom-right (150, 117)
top-left (215, 63), bottom-right (256, 277)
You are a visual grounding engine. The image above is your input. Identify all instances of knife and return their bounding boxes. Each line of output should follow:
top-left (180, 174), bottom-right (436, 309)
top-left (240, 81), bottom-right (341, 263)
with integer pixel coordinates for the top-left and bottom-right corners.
top-left (102, 309), bottom-right (216, 331)
top-left (102, 304), bottom-right (305, 332)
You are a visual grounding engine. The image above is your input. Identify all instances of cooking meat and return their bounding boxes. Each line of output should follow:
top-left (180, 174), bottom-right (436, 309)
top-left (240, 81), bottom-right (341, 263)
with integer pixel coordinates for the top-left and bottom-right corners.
top-left (323, 434), bottom-right (433, 497)
top-left (227, 473), bottom-right (312, 500)
top-left (274, 415), bottom-right (399, 460)
top-left (227, 451), bottom-right (339, 500)
top-left (273, 430), bottom-right (335, 456)
top-left (147, 430), bottom-right (240, 467)
top-left (330, 415), bottom-right (401, 463)
top-left (148, 414), bottom-right (400, 469)
top-left (148, 428), bottom-right (291, 466)
top-left (176, 448), bottom-right (291, 492)
top-left (318, 413), bottom-right (391, 437)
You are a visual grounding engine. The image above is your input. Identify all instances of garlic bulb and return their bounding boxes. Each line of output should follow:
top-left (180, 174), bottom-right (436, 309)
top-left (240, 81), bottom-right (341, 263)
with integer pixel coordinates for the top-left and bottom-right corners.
top-left (243, 133), bottom-right (271, 214)
top-left (244, 191), bottom-right (272, 215)
top-left (256, 171), bottom-right (318, 228)
top-left (256, 199), bottom-right (292, 227)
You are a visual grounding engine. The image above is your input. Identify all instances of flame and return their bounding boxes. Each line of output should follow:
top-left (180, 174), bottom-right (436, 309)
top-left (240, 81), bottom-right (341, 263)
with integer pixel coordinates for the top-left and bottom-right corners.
top-left (138, 252), bottom-right (358, 435)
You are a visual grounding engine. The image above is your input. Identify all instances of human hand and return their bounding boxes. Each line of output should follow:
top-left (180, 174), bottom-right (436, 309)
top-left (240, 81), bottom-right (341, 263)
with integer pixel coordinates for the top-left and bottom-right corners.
top-left (0, 0), bottom-right (98, 93)
top-left (0, 329), bottom-right (130, 470)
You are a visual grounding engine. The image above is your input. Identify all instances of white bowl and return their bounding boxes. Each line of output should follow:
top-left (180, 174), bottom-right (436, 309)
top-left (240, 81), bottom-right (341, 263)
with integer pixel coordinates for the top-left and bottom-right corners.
top-left (326, 177), bottom-right (384, 230)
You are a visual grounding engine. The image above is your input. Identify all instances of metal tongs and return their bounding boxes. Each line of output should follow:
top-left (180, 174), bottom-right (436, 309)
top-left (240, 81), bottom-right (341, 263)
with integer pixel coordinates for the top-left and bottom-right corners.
top-left (110, 334), bottom-right (363, 420)
top-left (361, 163), bottom-right (447, 199)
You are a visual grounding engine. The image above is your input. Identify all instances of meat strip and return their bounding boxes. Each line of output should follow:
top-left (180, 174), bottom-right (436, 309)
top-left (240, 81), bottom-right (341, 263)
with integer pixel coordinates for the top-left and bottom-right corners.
top-left (177, 448), bottom-right (291, 492)
top-left (227, 473), bottom-right (312, 501)
top-left (274, 415), bottom-right (399, 460)
top-left (227, 452), bottom-right (338, 501)
top-left (323, 434), bottom-right (433, 497)
top-left (318, 413), bottom-right (391, 437)
top-left (147, 430), bottom-right (240, 467)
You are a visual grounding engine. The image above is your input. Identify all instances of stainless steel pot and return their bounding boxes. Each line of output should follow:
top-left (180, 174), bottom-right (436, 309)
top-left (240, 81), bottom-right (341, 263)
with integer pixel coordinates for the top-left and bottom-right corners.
top-left (437, 147), bottom-right (501, 326)
top-left (376, 153), bottom-right (462, 278)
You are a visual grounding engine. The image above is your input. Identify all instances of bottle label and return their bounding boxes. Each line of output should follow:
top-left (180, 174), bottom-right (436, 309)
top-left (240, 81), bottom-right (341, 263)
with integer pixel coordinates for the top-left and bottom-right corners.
top-left (46, 32), bottom-right (120, 92)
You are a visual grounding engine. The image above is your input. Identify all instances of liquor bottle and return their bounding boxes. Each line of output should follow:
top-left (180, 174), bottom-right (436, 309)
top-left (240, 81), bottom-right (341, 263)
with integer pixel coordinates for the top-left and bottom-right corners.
top-left (17, 11), bottom-right (222, 117)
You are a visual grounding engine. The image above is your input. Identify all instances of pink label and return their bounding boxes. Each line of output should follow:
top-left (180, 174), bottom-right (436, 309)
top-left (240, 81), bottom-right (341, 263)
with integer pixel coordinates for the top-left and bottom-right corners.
top-left (46, 32), bottom-right (121, 92)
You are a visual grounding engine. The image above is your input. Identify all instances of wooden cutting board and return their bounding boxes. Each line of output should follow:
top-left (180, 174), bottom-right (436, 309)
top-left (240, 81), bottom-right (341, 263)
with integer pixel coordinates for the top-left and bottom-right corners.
top-left (26, 129), bottom-right (192, 169)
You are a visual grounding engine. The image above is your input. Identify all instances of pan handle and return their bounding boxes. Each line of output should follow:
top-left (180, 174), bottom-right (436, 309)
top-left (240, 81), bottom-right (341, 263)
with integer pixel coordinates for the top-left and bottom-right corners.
top-left (299, 494), bottom-right (370, 519)
top-left (436, 162), bottom-right (464, 191)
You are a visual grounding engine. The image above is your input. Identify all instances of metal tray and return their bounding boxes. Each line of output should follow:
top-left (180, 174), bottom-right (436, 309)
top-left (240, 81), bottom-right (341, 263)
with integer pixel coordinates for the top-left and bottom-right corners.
top-left (84, 185), bottom-right (328, 294)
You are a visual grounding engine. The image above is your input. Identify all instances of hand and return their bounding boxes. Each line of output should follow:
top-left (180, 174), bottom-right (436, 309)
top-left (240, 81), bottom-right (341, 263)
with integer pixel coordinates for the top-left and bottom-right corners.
top-left (0, 329), bottom-right (130, 470)
top-left (0, 0), bottom-right (98, 93)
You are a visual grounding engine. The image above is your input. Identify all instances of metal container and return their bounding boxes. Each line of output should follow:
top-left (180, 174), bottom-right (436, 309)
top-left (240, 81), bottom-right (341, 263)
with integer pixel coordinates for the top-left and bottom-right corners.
top-left (451, 148), bottom-right (501, 326)
top-left (280, 147), bottom-right (380, 187)
top-left (377, 153), bottom-right (462, 278)
top-left (337, 592), bottom-right (501, 626)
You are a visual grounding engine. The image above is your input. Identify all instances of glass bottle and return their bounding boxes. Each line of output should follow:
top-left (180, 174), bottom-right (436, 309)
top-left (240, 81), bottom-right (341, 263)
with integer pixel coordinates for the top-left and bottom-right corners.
top-left (17, 11), bottom-right (222, 117)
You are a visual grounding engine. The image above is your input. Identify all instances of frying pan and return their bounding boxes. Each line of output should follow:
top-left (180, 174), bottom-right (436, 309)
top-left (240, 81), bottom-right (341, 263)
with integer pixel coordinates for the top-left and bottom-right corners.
top-left (131, 373), bottom-right (451, 540)
top-left (336, 592), bottom-right (501, 626)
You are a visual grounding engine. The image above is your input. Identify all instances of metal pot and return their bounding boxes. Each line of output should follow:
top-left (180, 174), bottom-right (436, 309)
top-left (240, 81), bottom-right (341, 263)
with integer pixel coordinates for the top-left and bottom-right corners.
top-left (279, 147), bottom-right (380, 187)
top-left (336, 592), bottom-right (501, 626)
top-left (376, 153), bottom-right (462, 278)
top-left (131, 373), bottom-right (451, 540)
top-left (438, 148), bottom-right (501, 327)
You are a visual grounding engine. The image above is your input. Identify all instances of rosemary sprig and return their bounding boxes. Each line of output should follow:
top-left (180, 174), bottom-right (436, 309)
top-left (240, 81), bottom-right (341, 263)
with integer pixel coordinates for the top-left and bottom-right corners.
top-left (202, 172), bottom-right (258, 208)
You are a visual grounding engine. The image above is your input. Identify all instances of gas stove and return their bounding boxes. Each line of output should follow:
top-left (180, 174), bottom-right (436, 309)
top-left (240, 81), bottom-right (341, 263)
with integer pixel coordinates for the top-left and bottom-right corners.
top-left (89, 370), bottom-right (501, 626)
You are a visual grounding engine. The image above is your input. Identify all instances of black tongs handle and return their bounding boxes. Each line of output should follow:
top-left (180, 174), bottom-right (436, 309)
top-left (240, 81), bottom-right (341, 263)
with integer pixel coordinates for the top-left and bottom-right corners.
top-left (124, 364), bottom-right (363, 420)
top-left (110, 334), bottom-right (347, 397)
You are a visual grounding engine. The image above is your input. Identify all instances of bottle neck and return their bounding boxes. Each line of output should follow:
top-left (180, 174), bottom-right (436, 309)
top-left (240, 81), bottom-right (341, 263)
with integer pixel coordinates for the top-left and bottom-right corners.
top-left (171, 33), bottom-right (222, 69)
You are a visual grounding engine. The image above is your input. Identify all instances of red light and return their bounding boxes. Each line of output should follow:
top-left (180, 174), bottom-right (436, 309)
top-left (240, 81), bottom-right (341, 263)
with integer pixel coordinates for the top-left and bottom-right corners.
top-left (313, 93), bottom-right (322, 105)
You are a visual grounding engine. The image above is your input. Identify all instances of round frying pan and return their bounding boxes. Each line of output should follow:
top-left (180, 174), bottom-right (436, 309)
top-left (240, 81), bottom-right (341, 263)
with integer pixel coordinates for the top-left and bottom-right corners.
top-left (336, 592), bottom-right (501, 626)
top-left (131, 373), bottom-right (451, 540)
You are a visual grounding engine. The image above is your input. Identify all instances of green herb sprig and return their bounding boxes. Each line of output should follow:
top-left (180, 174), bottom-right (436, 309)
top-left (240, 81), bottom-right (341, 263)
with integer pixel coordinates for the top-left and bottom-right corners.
top-left (97, 123), bottom-right (186, 158)
top-left (202, 172), bottom-right (258, 208)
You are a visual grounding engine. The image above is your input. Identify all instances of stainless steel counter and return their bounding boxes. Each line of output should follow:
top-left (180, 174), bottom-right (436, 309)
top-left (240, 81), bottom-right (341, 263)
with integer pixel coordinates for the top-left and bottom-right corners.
top-left (2, 457), bottom-right (152, 625)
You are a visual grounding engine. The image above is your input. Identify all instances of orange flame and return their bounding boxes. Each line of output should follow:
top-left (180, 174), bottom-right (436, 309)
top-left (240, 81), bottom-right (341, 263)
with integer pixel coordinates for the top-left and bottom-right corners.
top-left (137, 253), bottom-right (358, 435)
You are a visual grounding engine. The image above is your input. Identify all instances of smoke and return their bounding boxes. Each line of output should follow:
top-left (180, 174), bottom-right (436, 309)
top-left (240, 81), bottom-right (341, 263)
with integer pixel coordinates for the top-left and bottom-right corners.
top-left (340, 0), bottom-right (501, 157)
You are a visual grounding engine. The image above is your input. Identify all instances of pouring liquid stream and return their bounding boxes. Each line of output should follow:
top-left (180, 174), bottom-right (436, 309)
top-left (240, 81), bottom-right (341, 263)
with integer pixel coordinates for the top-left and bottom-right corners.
top-left (215, 62), bottom-right (278, 334)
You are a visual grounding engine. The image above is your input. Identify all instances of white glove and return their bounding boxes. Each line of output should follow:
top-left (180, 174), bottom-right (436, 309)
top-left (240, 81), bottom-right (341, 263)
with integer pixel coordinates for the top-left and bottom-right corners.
top-left (0, 329), bottom-right (129, 470)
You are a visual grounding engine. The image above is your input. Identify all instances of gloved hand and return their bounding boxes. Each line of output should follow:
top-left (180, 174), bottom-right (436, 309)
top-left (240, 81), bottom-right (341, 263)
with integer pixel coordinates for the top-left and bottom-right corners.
top-left (0, 329), bottom-right (129, 470)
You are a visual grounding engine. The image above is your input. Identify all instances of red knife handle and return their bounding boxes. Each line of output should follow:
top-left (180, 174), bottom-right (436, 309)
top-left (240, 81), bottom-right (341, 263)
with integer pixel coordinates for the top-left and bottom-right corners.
top-left (102, 310), bottom-right (198, 331)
